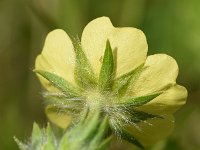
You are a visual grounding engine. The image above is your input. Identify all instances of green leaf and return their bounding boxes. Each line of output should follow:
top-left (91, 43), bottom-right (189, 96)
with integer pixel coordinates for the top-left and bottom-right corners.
top-left (99, 40), bottom-right (114, 92)
top-left (119, 92), bottom-right (162, 107)
top-left (112, 64), bottom-right (144, 97)
top-left (35, 70), bottom-right (82, 97)
top-left (73, 39), bottom-right (97, 89)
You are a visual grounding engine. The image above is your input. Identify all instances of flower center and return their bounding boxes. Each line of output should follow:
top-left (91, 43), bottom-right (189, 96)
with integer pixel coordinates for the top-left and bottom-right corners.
top-left (85, 90), bottom-right (114, 112)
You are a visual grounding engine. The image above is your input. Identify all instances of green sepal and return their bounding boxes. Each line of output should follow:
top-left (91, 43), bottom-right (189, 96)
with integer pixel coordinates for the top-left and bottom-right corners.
top-left (43, 92), bottom-right (84, 108)
top-left (112, 64), bottom-right (144, 97)
top-left (128, 110), bottom-right (163, 123)
top-left (59, 111), bottom-right (110, 150)
top-left (57, 133), bottom-right (70, 150)
top-left (73, 39), bottom-right (97, 89)
top-left (118, 92), bottom-right (162, 107)
top-left (43, 124), bottom-right (57, 150)
top-left (112, 124), bottom-right (144, 149)
top-left (73, 111), bottom-right (100, 141)
top-left (45, 104), bottom-right (81, 120)
top-left (96, 136), bottom-right (112, 150)
top-left (88, 116), bottom-right (109, 149)
top-left (31, 123), bottom-right (57, 150)
top-left (58, 112), bottom-right (100, 150)
top-left (13, 137), bottom-right (28, 150)
top-left (15, 116), bottom-right (111, 150)
top-left (15, 123), bottom-right (57, 150)
top-left (99, 40), bottom-right (114, 92)
top-left (35, 70), bottom-right (82, 97)
top-left (43, 92), bottom-right (84, 110)
top-left (31, 122), bottom-right (42, 145)
top-left (120, 129), bottom-right (144, 149)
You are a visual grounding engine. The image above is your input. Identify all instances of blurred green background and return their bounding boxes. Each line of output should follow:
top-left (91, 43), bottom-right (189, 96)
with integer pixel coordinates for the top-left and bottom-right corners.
top-left (0, 0), bottom-right (199, 149)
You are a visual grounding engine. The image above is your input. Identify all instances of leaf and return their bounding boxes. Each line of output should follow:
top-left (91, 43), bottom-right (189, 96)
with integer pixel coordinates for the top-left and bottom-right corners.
top-left (112, 64), bottom-right (144, 97)
top-left (35, 70), bottom-right (82, 97)
top-left (99, 40), bottom-right (114, 92)
top-left (73, 39), bottom-right (97, 89)
top-left (119, 92), bottom-right (162, 107)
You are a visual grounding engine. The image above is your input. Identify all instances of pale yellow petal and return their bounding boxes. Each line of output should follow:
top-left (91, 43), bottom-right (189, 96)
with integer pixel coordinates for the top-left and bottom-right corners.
top-left (35, 29), bottom-right (75, 91)
top-left (45, 106), bottom-right (71, 129)
top-left (127, 54), bottom-right (179, 97)
top-left (126, 115), bottom-right (174, 147)
top-left (81, 17), bottom-right (147, 78)
top-left (137, 84), bottom-right (187, 115)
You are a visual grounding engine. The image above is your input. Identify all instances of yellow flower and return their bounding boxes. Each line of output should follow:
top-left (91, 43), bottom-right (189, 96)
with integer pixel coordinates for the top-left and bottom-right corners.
top-left (35, 17), bottom-right (187, 147)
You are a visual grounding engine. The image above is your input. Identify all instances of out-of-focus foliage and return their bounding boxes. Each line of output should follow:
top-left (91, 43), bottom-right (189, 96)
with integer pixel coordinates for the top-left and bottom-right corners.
top-left (0, 0), bottom-right (199, 149)
top-left (15, 114), bottom-right (110, 150)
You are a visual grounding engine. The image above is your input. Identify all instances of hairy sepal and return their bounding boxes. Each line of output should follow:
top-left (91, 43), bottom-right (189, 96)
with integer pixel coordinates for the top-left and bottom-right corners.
top-left (111, 123), bottom-right (144, 149)
top-left (99, 40), bottom-right (114, 92)
top-left (119, 92), bottom-right (162, 107)
top-left (73, 39), bottom-right (97, 89)
top-left (112, 64), bottom-right (144, 98)
top-left (35, 70), bottom-right (82, 97)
